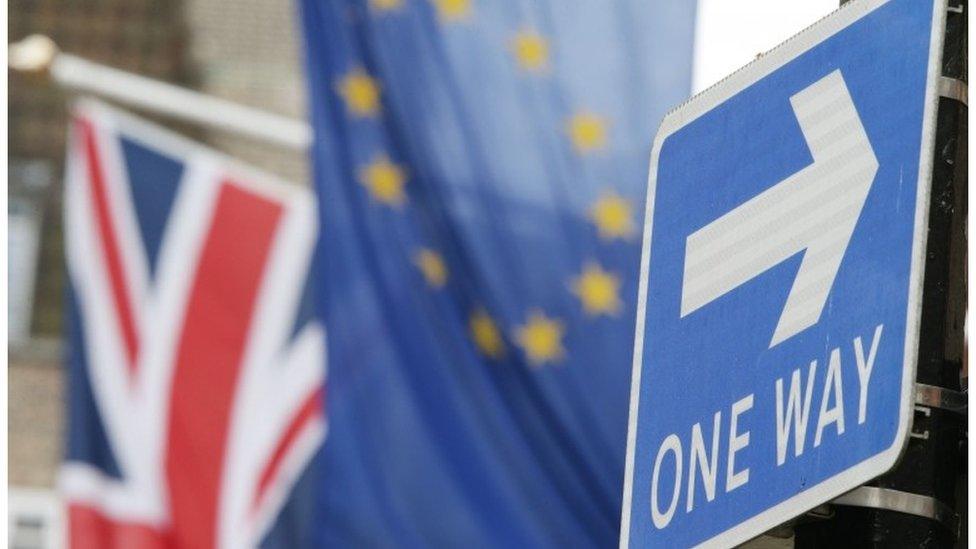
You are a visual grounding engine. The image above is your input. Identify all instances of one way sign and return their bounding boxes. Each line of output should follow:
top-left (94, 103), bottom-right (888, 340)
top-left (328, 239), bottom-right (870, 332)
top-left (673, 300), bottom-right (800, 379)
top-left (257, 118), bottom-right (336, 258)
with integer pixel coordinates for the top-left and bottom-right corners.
top-left (620, 0), bottom-right (946, 547)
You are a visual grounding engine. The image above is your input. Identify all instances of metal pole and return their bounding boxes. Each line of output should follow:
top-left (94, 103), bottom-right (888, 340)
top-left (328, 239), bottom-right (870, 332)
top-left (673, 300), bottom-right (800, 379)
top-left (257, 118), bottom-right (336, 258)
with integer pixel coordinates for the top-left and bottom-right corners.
top-left (794, 0), bottom-right (967, 546)
top-left (8, 35), bottom-right (312, 151)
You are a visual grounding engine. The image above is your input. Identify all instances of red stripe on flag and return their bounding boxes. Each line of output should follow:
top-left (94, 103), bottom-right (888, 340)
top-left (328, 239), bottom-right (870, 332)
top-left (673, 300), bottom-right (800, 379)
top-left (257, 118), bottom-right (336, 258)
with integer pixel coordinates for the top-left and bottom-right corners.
top-left (67, 504), bottom-right (166, 549)
top-left (165, 181), bottom-right (282, 549)
top-left (78, 118), bottom-right (140, 373)
top-left (252, 387), bottom-right (324, 513)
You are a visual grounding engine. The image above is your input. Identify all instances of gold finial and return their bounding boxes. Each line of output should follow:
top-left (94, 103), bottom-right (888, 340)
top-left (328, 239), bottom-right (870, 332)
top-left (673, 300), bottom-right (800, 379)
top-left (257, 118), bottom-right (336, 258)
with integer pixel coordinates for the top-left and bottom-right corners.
top-left (9, 35), bottom-right (59, 75)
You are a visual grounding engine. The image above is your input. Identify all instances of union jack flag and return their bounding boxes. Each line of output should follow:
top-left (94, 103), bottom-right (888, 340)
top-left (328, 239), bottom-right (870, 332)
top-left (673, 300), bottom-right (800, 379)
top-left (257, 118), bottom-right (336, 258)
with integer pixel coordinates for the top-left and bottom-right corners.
top-left (60, 100), bottom-right (326, 548)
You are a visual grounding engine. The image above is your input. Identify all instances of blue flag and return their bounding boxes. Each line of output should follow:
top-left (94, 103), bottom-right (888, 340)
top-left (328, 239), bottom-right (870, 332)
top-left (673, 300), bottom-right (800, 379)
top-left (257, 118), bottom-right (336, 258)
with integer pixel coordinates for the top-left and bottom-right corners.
top-left (299, 1), bottom-right (695, 545)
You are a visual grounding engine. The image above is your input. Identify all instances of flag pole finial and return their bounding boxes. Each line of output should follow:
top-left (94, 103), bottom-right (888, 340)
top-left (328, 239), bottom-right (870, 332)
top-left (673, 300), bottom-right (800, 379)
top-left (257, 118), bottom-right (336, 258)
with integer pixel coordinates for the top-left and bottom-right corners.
top-left (9, 34), bottom-right (59, 74)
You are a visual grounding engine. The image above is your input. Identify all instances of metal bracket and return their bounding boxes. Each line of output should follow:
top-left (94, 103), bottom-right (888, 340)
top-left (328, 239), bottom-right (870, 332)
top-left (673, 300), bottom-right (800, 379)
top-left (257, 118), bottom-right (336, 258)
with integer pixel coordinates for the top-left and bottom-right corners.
top-left (915, 382), bottom-right (967, 415)
top-left (938, 76), bottom-right (968, 106)
top-left (910, 405), bottom-right (932, 440)
top-left (831, 486), bottom-right (960, 538)
top-left (804, 504), bottom-right (834, 521)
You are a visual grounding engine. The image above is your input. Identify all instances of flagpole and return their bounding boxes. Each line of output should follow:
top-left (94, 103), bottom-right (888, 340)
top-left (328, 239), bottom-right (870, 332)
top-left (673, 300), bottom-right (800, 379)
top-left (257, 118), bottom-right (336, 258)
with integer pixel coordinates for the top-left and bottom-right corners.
top-left (8, 35), bottom-right (312, 151)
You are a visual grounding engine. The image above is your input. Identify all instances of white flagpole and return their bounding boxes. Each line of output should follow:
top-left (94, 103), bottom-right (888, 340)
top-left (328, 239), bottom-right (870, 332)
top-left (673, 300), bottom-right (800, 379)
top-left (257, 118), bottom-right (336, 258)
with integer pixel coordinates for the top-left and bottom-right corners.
top-left (9, 35), bottom-right (312, 151)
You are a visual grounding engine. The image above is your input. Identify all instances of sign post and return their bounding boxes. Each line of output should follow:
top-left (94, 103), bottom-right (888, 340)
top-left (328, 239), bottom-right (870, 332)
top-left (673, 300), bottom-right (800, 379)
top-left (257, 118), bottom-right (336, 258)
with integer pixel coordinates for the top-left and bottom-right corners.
top-left (619, 1), bottom-right (950, 546)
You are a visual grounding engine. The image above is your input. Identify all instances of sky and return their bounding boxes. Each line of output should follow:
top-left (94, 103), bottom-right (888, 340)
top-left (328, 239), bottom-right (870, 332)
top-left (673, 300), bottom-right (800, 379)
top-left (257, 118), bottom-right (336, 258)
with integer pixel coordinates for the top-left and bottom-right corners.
top-left (694, 0), bottom-right (839, 93)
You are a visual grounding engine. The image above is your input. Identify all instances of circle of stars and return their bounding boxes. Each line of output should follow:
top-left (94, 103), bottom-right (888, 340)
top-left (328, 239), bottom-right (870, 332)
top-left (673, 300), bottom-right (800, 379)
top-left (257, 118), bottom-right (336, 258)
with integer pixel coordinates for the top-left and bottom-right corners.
top-left (333, 5), bottom-right (638, 369)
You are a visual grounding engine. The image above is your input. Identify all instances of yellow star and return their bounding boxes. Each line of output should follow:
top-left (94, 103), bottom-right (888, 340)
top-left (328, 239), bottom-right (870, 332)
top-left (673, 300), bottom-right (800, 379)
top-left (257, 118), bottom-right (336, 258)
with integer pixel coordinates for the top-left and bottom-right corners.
top-left (414, 248), bottom-right (448, 288)
top-left (590, 191), bottom-right (636, 240)
top-left (469, 308), bottom-right (504, 358)
top-left (359, 155), bottom-right (407, 206)
top-left (567, 112), bottom-right (607, 153)
top-left (432, 0), bottom-right (471, 22)
top-left (571, 262), bottom-right (622, 316)
top-left (336, 69), bottom-right (381, 117)
top-left (515, 310), bottom-right (565, 366)
top-left (511, 31), bottom-right (548, 72)
top-left (370, 0), bottom-right (403, 12)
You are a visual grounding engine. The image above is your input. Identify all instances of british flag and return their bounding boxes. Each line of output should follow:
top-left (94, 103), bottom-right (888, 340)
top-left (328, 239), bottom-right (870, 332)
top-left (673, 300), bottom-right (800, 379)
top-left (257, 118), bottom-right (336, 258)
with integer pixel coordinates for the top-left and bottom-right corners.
top-left (60, 100), bottom-right (326, 548)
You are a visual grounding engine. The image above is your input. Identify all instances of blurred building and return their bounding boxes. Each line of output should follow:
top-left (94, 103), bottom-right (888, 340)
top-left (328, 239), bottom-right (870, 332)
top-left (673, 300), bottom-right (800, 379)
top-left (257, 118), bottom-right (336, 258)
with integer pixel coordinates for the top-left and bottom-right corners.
top-left (185, 0), bottom-right (308, 182)
top-left (8, 0), bottom-right (307, 545)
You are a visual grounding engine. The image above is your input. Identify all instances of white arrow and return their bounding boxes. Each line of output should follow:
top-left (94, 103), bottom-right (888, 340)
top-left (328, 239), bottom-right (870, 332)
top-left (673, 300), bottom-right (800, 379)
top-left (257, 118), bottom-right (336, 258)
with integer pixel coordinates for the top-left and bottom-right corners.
top-left (680, 70), bottom-right (878, 348)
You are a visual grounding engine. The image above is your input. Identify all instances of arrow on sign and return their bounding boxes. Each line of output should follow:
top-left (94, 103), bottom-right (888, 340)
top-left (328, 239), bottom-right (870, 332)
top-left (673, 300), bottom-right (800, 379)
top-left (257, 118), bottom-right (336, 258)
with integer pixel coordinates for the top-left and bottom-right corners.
top-left (680, 70), bottom-right (878, 348)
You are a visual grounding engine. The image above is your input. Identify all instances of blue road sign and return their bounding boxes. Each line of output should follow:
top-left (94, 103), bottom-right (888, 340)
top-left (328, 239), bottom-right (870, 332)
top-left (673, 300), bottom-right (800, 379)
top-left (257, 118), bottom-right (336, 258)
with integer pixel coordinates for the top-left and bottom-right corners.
top-left (620, 1), bottom-right (947, 547)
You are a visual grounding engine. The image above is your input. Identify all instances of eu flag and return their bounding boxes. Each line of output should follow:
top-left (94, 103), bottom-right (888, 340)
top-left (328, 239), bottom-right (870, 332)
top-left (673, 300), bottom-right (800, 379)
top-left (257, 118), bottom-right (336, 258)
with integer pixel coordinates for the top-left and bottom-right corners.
top-left (299, 1), bottom-right (695, 545)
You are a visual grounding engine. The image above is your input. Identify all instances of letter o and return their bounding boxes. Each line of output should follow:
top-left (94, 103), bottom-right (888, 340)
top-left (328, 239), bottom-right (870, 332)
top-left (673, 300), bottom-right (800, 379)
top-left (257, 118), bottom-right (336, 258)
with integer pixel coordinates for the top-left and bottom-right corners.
top-left (651, 433), bottom-right (683, 529)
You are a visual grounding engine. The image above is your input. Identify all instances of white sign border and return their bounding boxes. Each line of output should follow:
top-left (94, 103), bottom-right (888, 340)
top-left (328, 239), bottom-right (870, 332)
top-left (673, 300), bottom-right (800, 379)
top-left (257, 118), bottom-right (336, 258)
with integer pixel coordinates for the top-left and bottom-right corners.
top-left (619, 0), bottom-right (947, 546)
